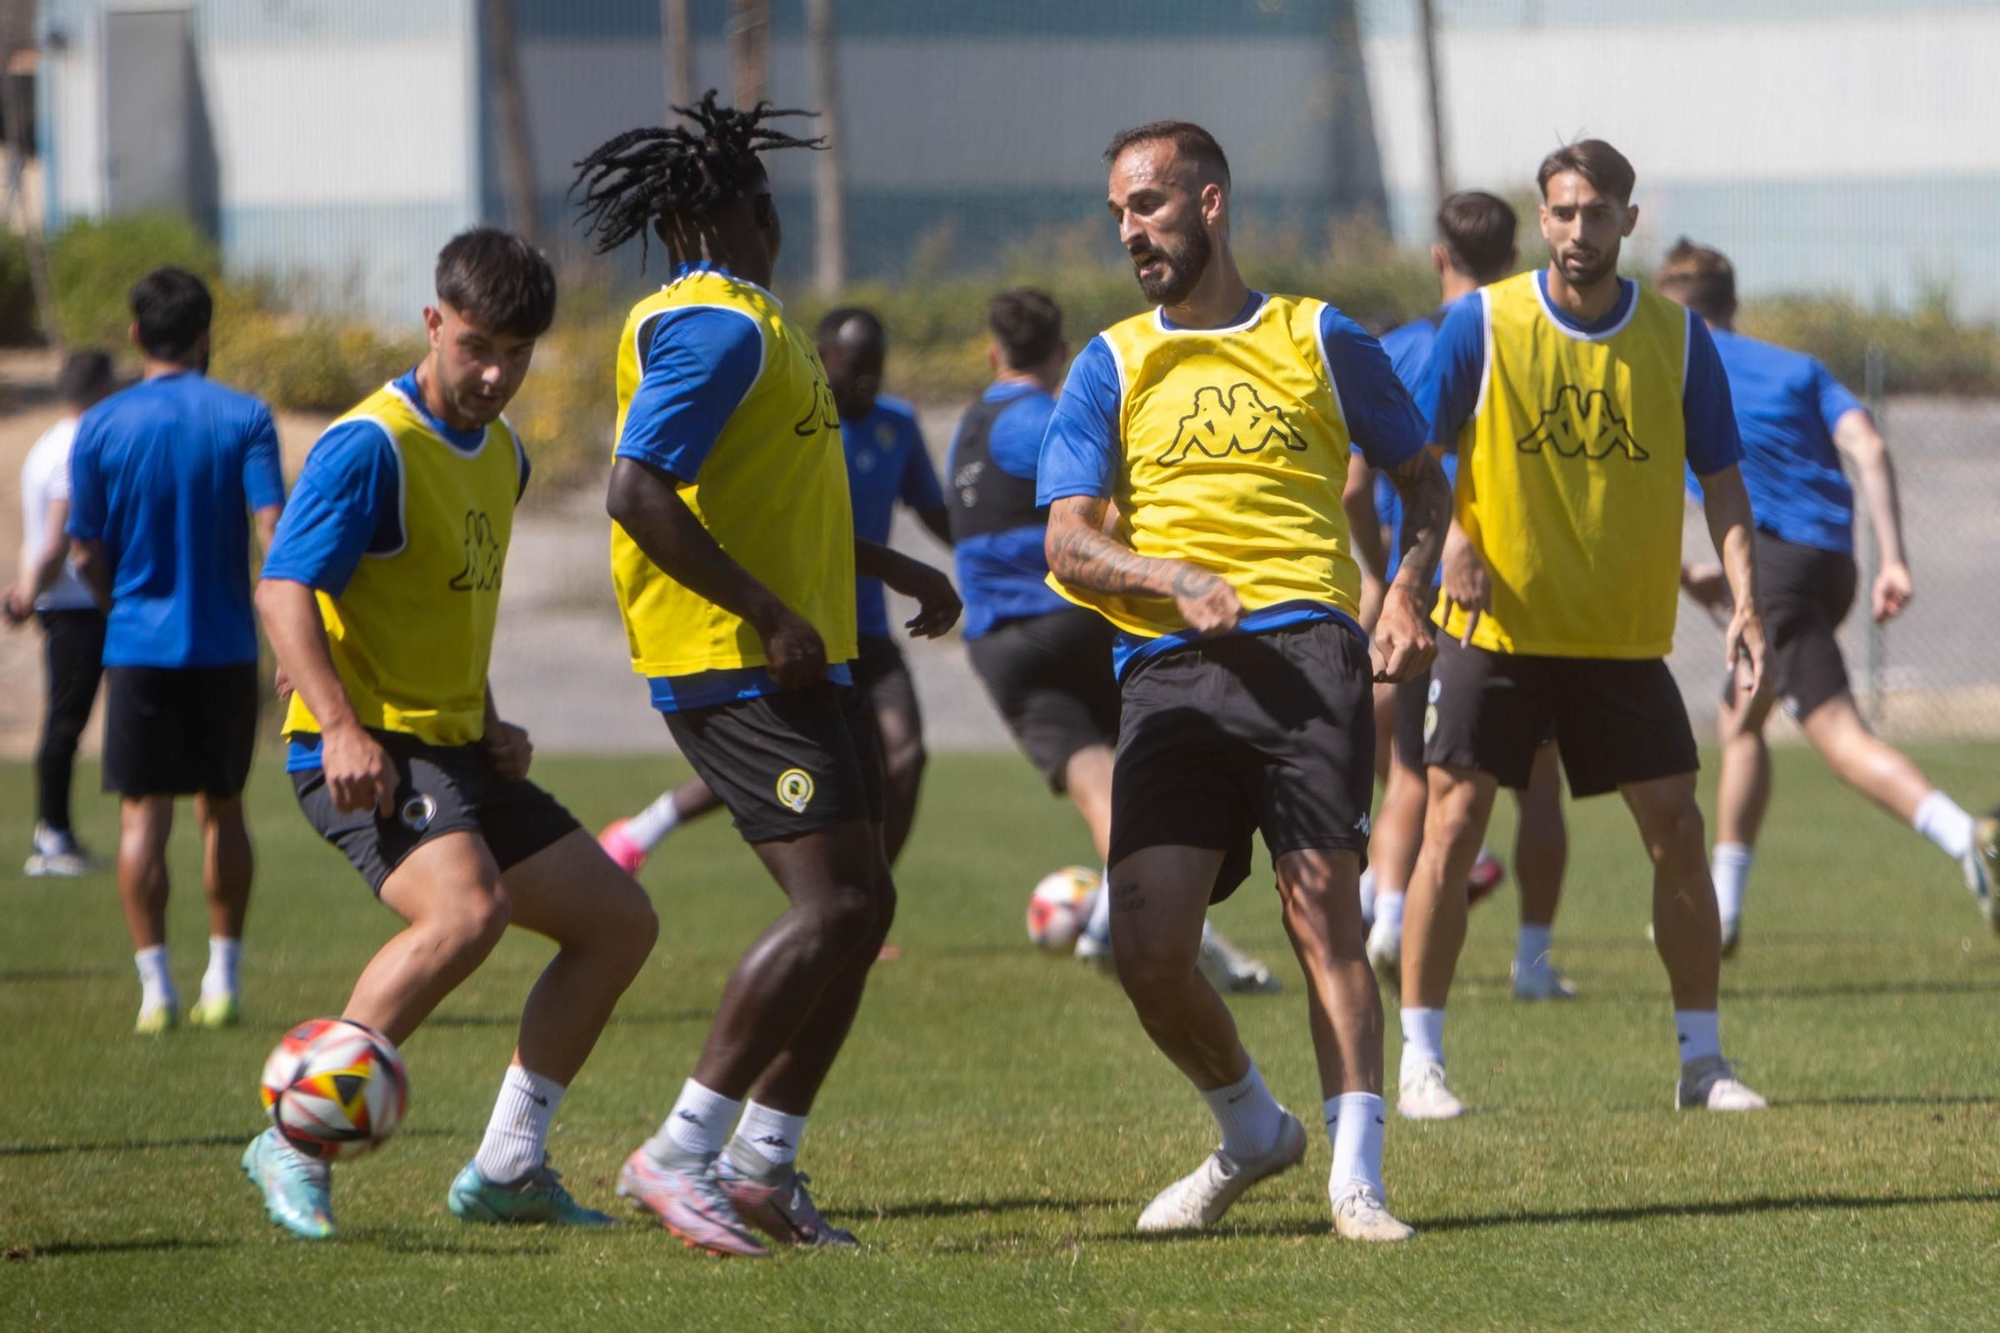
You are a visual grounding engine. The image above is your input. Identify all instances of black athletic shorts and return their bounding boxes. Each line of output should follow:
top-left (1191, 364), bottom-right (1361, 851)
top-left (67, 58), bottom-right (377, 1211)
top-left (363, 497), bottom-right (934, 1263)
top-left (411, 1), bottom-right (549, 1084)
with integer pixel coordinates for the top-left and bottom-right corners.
top-left (1719, 533), bottom-right (1856, 720)
top-left (665, 681), bottom-right (885, 844)
top-left (103, 663), bottom-right (260, 798)
top-left (1391, 672), bottom-right (1430, 773)
top-left (292, 730), bottom-right (580, 895)
top-left (1110, 619), bottom-right (1375, 904)
top-left (967, 606), bottom-right (1122, 791)
top-left (1424, 635), bottom-right (1696, 797)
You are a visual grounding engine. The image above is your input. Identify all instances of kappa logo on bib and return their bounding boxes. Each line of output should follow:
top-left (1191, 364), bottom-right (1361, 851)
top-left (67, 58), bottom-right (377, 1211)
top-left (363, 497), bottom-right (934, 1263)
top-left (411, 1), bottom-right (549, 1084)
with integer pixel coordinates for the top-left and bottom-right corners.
top-left (776, 768), bottom-right (816, 813)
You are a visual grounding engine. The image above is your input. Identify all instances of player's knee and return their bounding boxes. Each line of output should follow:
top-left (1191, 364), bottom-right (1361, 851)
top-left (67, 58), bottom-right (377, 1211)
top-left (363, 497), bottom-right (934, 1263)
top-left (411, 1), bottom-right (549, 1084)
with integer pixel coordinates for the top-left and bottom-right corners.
top-left (442, 885), bottom-right (511, 959)
top-left (1112, 928), bottom-right (1198, 1002)
top-left (813, 880), bottom-right (886, 955)
top-left (1424, 790), bottom-right (1485, 858)
top-left (1644, 800), bottom-right (1707, 870)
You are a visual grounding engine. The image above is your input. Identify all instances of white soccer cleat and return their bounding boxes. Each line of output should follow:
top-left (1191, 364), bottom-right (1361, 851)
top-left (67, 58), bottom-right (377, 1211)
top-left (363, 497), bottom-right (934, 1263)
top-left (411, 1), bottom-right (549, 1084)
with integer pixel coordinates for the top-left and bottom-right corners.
top-left (1365, 916), bottom-right (1401, 989)
top-left (1719, 916), bottom-right (1741, 960)
top-left (1197, 922), bottom-right (1282, 994)
top-left (1509, 959), bottom-right (1577, 1001)
top-left (1134, 1111), bottom-right (1306, 1232)
top-left (1330, 1181), bottom-right (1416, 1242)
top-left (1396, 1061), bottom-right (1465, 1121)
top-left (1675, 1055), bottom-right (1767, 1111)
top-left (1073, 930), bottom-right (1113, 969)
top-left (1963, 814), bottom-right (2000, 934)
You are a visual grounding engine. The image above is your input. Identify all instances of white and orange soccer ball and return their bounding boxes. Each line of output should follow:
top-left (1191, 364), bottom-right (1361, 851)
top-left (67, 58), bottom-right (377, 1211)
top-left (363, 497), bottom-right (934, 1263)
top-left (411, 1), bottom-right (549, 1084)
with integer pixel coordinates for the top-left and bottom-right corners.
top-left (259, 1018), bottom-right (410, 1161)
top-left (1026, 865), bottom-right (1100, 953)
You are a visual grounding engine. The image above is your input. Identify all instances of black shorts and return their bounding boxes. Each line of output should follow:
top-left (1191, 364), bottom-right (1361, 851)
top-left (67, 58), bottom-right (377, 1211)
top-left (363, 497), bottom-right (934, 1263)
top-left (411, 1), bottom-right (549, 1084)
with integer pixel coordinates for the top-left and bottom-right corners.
top-left (103, 663), bottom-right (260, 798)
top-left (292, 730), bottom-right (580, 895)
top-left (1391, 672), bottom-right (1429, 773)
top-left (1110, 619), bottom-right (1375, 904)
top-left (967, 607), bottom-right (1122, 791)
top-left (1424, 635), bottom-right (1695, 797)
top-left (665, 682), bottom-right (885, 844)
top-left (1721, 534), bottom-right (1856, 720)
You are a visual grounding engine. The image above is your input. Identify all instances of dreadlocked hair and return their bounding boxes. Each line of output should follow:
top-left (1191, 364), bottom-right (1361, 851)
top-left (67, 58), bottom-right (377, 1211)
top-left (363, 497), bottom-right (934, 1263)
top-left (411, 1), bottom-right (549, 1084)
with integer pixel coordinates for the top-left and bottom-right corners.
top-left (571, 90), bottom-right (825, 261)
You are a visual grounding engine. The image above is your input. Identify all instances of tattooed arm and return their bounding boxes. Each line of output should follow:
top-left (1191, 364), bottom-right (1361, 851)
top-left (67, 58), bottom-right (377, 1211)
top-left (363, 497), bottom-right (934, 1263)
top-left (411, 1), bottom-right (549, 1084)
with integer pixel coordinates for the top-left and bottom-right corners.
top-left (1044, 495), bottom-right (1242, 635)
top-left (1369, 446), bottom-right (1449, 683)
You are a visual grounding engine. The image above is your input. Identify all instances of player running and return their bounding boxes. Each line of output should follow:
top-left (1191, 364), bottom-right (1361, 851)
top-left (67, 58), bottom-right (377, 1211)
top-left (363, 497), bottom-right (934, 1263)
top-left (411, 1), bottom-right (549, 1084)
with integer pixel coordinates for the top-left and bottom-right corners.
top-left (65, 270), bottom-right (284, 1035)
top-left (1358, 191), bottom-right (1573, 1000)
top-left (245, 229), bottom-right (659, 1240)
top-left (1655, 239), bottom-right (2000, 947)
top-left (1042, 122), bottom-right (1450, 1241)
top-left (1397, 141), bottom-right (1769, 1121)
top-left (576, 95), bottom-right (959, 1257)
top-left (601, 306), bottom-right (950, 874)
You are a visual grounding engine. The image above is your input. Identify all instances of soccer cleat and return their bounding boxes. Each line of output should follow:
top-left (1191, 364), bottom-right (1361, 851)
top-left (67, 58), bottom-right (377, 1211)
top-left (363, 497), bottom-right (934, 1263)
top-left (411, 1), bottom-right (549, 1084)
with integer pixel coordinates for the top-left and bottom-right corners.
top-left (1675, 1055), bottom-right (1768, 1111)
top-left (188, 992), bottom-right (241, 1029)
top-left (1963, 813), bottom-right (2000, 933)
top-left (1509, 959), bottom-right (1577, 1001)
top-left (616, 1146), bottom-right (769, 1257)
top-left (1396, 1061), bottom-right (1466, 1121)
top-left (448, 1159), bottom-right (614, 1226)
top-left (24, 823), bottom-right (94, 878)
top-left (1073, 929), bottom-right (1113, 969)
top-left (1365, 915), bottom-right (1401, 989)
top-left (716, 1140), bottom-right (857, 1248)
top-left (1467, 846), bottom-right (1507, 906)
top-left (598, 819), bottom-right (649, 877)
top-left (1331, 1182), bottom-right (1416, 1242)
top-left (242, 1127), bottom-right (334, 1239)
top-left (1719, 915), bottom-right (1741, 960)
top-left (1197, 922), bottom-right (1282, 995)
top-left (134, 1001), bottom-right (178, 1035)
top-left (1135, 1110), bottom-right (1307, 1232)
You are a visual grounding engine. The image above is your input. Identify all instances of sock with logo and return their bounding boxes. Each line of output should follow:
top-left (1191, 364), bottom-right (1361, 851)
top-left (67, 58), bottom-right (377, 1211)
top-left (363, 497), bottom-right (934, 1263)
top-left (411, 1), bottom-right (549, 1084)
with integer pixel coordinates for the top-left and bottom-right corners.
top-left (1912, 790), bottom-right (1975, 861)
top-left (648, 1078), bottom-right (741, 1165)
top-left (1711, 843), bottom-right (1753, 933)
top-left (1200, 1062), bottom-right (1284, 1158)
top-left (1325, 1091), bottom-right (1387, 1193)
top-left (1398, 1007), bottom-right (1446, 1085)
top-left (1514, 922), bottom-right (1553, 978)
top-left (726, 1100), bottom-right (810, 1173)
top-left (1081, 872), bottom-right (1112, 948)
top-left (1674, 1010), bottom-right (1722, 1066)
top-left (1358, 867), bottom-right (1377, 926)
top-left (200, 936), bottom-right (241, 1000)
top-left (135, 944), bottom-right (176, 1014)
top-left (626, 790), bottom-right (684, 852)
top-left (1375, 890), bottom-right (1405, 943)
top-left (473, 1064), bottom-right (565, 1185)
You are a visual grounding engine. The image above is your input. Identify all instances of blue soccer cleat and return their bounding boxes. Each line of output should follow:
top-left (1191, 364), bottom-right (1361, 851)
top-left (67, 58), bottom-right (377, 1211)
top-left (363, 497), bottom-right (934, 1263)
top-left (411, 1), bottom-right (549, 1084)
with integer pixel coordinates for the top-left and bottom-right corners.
top-left (242, 1127), bottom-right (334, 1239)
top-left (447, 1159), bottom-right (614, 1226)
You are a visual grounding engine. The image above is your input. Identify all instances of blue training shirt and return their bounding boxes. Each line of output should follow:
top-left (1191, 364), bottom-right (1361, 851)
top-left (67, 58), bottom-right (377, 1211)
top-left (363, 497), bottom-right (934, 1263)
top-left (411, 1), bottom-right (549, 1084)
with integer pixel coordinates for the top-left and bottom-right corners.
top-left (66, 371), bottom-right (285, 668)
top-left (1037, 292), bottom-right (1429, 678)
top-left (949, 382), bottom-right (1070, 640)
top-left (1373, 310), bottom-right (1458, 585)
top-left (1708, 328), bottom-right (1862, 553)
top-left (842, 394), bottom-right (942, 641)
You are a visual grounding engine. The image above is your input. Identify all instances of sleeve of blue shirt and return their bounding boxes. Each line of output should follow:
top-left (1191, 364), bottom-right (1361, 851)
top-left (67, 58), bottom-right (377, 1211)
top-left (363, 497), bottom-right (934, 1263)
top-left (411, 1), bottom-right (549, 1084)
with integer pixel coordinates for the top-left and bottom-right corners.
top-left (1420, 293), bottom-right (1487, 450)
top-left (1683, 317), bottom-right (1744, 477)
top-left (1320, 308), bottom-right (1426, 469)
top-left (898, 419), bottom-right (944, 510)
top-left (1813, 359), bottom-right (1866, 432)
top-left (1036, 337), bottom-right (1123, 504)
top-left (241, 402), bottom-right (286, 511)
top-left (64, 416), bottom-right (104, 542)
top-left (990, 394), bottom-right (1055, 481)
top-left (259, 422), bottom-right (401, 597)
top-left (614, 307), bottom-right (764, 483)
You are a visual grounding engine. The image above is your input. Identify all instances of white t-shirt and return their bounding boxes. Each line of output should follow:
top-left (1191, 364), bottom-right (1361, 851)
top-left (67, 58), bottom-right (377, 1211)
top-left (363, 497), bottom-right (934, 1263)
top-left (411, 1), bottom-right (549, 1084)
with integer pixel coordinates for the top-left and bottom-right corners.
top-left (18, 415), bottom-right (93, 611)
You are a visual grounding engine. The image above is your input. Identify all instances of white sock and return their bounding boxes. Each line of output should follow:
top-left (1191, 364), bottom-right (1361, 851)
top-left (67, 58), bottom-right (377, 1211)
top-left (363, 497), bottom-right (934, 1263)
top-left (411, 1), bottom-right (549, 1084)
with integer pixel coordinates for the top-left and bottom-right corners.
top-left (1201, 1063), bottom-right (1284, 1157)
top-left (1083, 872), bottom-right (1112, 946)
top-left (1325, 1091), bottom-right (1387, 1193)
top-left (730, 1100), bottom-right (809, 1169)
top-left (625, 790), bottom-right (684, 851)
top-left (473, 1064), bottom-right (565, 1184)
top-left (1711, 843), bottom-right (1753, 930)
top-left (1375, 891), bottom-right (1405, 942)
top-left (1358, 867), bottom-right (1377, 925)
top-left (1912, 790), bottom-right (1975, 861)
top-left (1398, 1007), bottom-right (1446, 1083)
top-left (200, 936), bottom-right (241, 999)
top-left (134, 945), bottom-right (176, 1012)
top-left (649, 1078), bottom-right (741, 1163)
top-left (1515, 923), bottom-right (1553, 976)
top-left (1675, 1010), bottom-right (1722, 1065)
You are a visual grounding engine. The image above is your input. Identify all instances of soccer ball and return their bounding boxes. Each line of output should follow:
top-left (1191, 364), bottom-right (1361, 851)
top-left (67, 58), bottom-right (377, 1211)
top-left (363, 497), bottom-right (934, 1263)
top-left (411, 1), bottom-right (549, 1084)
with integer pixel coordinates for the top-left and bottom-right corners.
top-left (259, 1018), bottom-right (410, 1161)
top-left (1026, 865), bottom-right (1100, 953)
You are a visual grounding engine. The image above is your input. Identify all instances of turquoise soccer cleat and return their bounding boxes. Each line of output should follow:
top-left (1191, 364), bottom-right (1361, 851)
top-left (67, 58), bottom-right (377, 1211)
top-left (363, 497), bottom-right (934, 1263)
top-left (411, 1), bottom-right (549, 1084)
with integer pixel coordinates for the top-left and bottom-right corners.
top-left (447, 1159), bottom-right (614, 1226)
top-left (242, 1128), bottom-right (334, 1239)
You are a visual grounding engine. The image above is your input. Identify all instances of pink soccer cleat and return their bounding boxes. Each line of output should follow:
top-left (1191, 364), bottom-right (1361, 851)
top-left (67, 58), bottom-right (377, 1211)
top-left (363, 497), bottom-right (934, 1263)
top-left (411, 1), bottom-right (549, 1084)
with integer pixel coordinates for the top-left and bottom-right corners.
top-left (598, 820), bottom-right (648, 876)
top-left (1467, 846), bottom-right (1507, 907)
top-left (616, 1147), bottom-right (769, 1258)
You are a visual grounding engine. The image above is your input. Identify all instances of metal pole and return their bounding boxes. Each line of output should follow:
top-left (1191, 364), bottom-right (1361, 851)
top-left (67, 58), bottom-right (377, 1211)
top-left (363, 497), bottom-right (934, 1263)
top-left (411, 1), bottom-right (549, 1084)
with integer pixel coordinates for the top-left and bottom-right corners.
top-left (808, 0), bottom-right (844, 294)
top-left (730, 0), bottom-right (768, 108)
top-left (662, 0), bottom-right (691, 110)
top-left (1417, 0), bottom-right (1449, 204)
top-left (484, 0), bottom-right (542, 245)
top-left (1863, 341), bottom-right (1888, 726)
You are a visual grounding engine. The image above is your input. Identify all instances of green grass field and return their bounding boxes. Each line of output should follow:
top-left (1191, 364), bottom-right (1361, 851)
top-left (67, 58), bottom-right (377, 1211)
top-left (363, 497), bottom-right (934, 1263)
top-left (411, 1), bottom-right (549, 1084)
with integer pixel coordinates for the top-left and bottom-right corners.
top-left (4, 745), bottom-right (1998, 1330)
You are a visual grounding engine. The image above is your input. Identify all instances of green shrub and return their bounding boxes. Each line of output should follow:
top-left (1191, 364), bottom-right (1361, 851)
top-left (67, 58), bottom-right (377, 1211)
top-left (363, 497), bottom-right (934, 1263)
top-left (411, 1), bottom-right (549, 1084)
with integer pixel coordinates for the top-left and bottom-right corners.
top-left (48, 212), bottom-right (221, 353)
top-left (0, 229), bottom-right (39, 345)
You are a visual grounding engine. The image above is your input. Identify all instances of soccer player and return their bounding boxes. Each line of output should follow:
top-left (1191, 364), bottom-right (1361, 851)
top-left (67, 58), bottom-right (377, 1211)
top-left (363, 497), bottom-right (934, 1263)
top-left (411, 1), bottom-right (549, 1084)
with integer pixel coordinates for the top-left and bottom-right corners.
top-left (951, 287), bottom-right (1278, 993)
top-left (66, 270), bottom-right (284, 1035)
top-left (1041, 122), bottom-right (1450, 1241)
top-left (1655, 240), bottom-right (2000, 946)
top-left (1360, 192), bottom-right (1574, 1001)
top-left (575, 95), bottom-right (960, 1257)
top-left (1396, 141), bottom-right (1769, 1121)
top-left (7, 349), bottom-right (116, 876)
top-left (600, 306), bottom-right (950, 873)
top-left (244, 228), bottom-right (659, 1240)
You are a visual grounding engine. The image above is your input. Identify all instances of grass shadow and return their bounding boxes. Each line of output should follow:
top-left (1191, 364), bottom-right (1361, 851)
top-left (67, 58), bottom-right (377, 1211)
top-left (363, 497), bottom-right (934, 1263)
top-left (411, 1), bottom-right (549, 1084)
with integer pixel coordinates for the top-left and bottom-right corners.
top-left (0, 1126), bottom-right (461, 1158)
top-left (847, 1195), bottom-right (1128, 1222)
top-left (0, 969), bottom-right (122, 984)
top-left (8, 1237), bottom-right (230, 1259)
top-left (1721, 978), bottom-right (2000, 1002)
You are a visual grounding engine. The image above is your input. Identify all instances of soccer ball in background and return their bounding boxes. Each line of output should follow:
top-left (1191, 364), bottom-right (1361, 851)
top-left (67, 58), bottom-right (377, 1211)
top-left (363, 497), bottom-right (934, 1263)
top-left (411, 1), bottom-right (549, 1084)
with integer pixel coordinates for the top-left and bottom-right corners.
top-left (259, 1018), bottom-right (410, 1161)
top-left (1026, 865), bottom-right (1100, 953)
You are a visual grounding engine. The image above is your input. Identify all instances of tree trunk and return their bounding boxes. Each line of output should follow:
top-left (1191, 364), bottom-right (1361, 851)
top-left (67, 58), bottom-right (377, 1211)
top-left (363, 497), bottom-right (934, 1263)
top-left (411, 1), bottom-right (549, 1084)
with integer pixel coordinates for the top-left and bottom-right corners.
top-left (662, 0), bottom-right (691, 110)
top-left (730, 0), bottom-right (768, 107)
top-left (1417, 0), bottom-right (1450, 204)
top-left (808, 0), bottom-right (844, 293)
top-left (484, 0), bottom-right (542, 245)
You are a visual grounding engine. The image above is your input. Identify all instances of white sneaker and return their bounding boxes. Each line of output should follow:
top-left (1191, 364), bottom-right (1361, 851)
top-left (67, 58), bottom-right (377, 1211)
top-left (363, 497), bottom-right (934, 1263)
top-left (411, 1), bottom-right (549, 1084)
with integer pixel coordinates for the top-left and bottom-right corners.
top-left (1396, 1060), bottom-right (1465, 1120)
top-left (1073, 930), bottom-right (1113, 969)
top-left (1135, 1111), bottom-right (1306, 1232)
top-left (1330, 1181), bottom-right (1415, 1242)
top-left (1963, 814), bottom-right (2000, 934)
top-left (1675, 1054), bottom-right (1767, 1111)
top-left (24, 823), bottom-right (94, 877)
top-left (1509, 959), bottom-right (1577, 1000)
top-left (1197, 922), bottom-right (1282, 995)
top-left (1365, 916), bottom-right (1401, 989)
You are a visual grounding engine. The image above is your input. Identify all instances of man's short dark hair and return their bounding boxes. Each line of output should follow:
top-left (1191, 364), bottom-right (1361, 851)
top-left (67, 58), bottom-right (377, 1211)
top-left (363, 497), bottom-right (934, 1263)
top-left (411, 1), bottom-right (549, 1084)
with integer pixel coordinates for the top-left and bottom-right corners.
top-left (1654, 238), bottom-right (1738, 323)
top-left (1536, 138), bottom-right (1636, 205)
top-left (57, 348), bottom-right (116, 407)
top-left (1436, 191), bottom-right (1517, 282)
top-left (817, 305), bottom-right (885, 352)
top-left (434, 227), bottom-right (557, 339)
top-left (128, 268), bottom-right (212, 361)
top-left (1103, 120), bottom-right (1231, 190)
top-left (988, 289), bottom-right (1062, 371)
